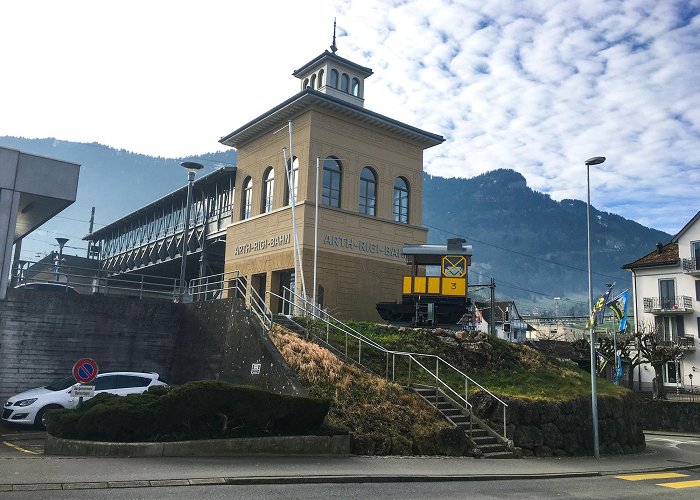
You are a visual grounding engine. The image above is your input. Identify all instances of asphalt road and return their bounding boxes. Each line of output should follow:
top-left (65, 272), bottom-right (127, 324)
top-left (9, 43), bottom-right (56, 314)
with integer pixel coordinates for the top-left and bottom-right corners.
top-left (0, 421), bottom-right (44, 457)
top-left (2, 474), bottom-right (700, 499)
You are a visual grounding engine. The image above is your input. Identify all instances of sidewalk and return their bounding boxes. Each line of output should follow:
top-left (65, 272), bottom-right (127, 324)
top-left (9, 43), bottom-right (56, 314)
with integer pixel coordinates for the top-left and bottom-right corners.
top-left (1, 432), bottom-right (699, 492)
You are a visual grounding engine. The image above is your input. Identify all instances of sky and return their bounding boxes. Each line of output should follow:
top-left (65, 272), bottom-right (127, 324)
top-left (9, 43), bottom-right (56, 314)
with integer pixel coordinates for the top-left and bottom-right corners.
top-left (1, 0), bottom-right (699, 234)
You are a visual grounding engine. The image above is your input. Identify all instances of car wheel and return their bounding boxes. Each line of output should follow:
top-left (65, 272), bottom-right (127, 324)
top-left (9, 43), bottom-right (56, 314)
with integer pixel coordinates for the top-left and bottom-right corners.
top-left (34, 404), bottom-right (63, 429)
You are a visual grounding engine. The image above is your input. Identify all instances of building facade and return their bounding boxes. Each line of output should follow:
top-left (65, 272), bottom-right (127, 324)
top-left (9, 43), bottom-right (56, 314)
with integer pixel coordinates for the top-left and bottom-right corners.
top-left (218, 49), bottom-right (444, 320)
top-left (623, 210), bottom-right (700, 392)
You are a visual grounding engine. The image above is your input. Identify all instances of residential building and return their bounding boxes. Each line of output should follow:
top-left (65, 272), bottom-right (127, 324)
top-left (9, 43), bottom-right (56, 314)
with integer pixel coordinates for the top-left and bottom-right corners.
top-left (623, 210), bottom-right (700, 392)
top-left (475, 300), bottom-right (530, 343)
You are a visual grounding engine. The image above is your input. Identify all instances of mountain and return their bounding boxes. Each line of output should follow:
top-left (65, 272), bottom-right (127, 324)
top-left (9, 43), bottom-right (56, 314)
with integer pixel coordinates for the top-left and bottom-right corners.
top-left (423, 169), bottom-right (671, 314)
top-left (2, 137), bottom-right (669, 314)
top-left (0, 136), bottom-right (236, 259)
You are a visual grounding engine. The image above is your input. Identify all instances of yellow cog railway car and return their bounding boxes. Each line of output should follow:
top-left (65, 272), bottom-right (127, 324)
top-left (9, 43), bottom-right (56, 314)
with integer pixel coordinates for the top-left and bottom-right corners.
top-left (376, 238), bottom-right (472, 326)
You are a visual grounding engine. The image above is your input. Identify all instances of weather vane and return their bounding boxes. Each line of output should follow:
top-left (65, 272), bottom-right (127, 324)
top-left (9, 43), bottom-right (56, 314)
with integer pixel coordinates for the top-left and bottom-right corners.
top-left (330, 18), bottom-right (338, 54)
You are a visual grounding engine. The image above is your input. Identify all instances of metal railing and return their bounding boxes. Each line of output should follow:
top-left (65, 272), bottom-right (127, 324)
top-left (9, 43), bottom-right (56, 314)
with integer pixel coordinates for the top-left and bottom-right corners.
top-left (270, 286), bottom-right (509, 439)
top-left (682, 258), bottom-right (700, 274)
top-left (643, 296), bottom-right (693, 313)
top-left (14, 260), bottom-right (182, 299)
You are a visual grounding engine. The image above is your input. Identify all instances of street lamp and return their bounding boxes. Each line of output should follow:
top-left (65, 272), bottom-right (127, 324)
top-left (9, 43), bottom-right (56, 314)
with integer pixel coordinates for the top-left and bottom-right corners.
top-left (585, 155), bottom-right (605, 458)
top-left (55, 238), bottom-right (69, 282)
top-left (179, 162), bottom-right (204, 296)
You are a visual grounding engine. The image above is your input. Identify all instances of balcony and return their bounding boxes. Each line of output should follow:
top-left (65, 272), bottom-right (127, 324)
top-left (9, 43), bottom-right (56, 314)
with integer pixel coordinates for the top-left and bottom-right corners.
top-left (678, 336), bottom-right (696, 351)
top-left (643, 295), bottom-right (694, 314)
top-left (682, 258), bottom-right (700, 276)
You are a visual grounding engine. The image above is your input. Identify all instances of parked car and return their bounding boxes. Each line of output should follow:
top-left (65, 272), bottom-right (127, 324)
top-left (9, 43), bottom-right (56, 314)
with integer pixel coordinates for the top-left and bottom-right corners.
top-left (2, 372), bottom-right (168, 428)
top-left (14, 282), bottom-right (79, 294)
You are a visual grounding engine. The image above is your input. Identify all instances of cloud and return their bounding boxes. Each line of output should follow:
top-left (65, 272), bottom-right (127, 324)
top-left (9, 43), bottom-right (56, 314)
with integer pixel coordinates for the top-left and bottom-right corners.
top-left (332, 0), bottom-right (700, 234)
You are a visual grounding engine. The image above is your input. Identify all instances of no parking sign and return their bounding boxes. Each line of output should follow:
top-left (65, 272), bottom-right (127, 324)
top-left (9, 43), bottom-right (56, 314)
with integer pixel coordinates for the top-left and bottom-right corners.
top-left (72, 358), bottom-right (98, 383)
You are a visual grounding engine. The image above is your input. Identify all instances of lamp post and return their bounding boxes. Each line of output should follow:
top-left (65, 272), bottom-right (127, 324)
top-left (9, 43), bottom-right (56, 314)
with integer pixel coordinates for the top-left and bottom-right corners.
top-left (55, 238), bottom-right (69, 282)
top-left (179, 162), bottom-right (204, 296)
top-left (585, 155), bottom-right (605, 458)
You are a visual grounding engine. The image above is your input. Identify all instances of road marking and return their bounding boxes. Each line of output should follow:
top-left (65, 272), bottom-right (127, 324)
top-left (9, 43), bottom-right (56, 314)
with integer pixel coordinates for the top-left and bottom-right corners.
top-left (614, 472), bottom-right (688, 481)
top-left (2, 441), bottom-right (40, 455)
top-left (658, 480), bottom-right (700, 489)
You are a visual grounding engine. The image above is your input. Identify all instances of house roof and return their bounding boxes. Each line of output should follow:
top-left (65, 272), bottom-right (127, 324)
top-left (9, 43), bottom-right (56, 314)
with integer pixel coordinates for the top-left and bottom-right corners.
top-left (672, 209), bottom-right (700, 243)
top-left (218, 88), bottom-right (444, 150)
top-left (621, 242), bottom-right (679, 270)
top-left (292, 50), bottom-right (373, 78)
top-left (475, 301), bottom-right (519, 324)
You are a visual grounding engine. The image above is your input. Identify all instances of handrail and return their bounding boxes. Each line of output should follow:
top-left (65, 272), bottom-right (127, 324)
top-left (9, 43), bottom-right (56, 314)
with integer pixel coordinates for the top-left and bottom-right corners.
top-left (279, 286), bottom-right (508, 408)
top-left (271, 286), bottom-right (508, 438)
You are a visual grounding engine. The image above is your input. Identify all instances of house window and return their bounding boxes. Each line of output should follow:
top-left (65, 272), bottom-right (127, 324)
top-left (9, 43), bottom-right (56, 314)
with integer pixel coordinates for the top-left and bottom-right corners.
top-left (322, 157), bottom-right (342, 208)
top-left (241, 177), bottom-right (252, 220)
top-left (351, 77), bottom-right (360, 97)
top-left (696, 280), bottom-right (700, 301)
top-left (318, 69), bottom-right (324, 88)
top-left (310, 74), bottom-right (316, 89)
top-left (329, 69), bottom-right (338, 88)
top-left (692, 241), bottom-right (700, 270)
top-left (284, 157), bottom-right (299, 205)
top-left (303, 78), bottom-right (309, 88)
top-left (340, 73), bottom-right (349, 92)
top-left (262, 167), bottom-right (274, 213)
top-left (663, 359), bottom-right (680, 384)
top-left (393, 177), bottom-right (409, 223)
top-left (359, 167), bottom-right (377, 216)
top-left (659, 279), bottom-right (675, 309)
top-left (655, 316), bottom-right (683, 342)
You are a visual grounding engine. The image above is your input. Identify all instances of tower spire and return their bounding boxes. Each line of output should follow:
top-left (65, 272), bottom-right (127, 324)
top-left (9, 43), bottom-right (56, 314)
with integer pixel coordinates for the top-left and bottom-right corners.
top-left (330, 18), bottom-right (338, 54)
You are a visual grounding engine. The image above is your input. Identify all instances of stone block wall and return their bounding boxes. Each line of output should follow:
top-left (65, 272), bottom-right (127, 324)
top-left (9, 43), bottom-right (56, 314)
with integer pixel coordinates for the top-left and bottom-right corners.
top-left (471, 391), bottom-right (646, 456)
top-left (639, 400), bottom-right (700, 433)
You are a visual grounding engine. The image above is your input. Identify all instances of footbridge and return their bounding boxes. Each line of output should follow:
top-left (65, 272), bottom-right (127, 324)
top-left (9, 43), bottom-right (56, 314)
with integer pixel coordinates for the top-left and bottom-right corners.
top-left (84, 167), bottom-right (235, 283)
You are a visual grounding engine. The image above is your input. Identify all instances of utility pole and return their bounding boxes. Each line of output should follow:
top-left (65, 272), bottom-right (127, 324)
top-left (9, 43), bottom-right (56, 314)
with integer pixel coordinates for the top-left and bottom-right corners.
top-left (86, 207), bottom-right (95, 258)
top-left (490, 277), bottom-right (496, 337)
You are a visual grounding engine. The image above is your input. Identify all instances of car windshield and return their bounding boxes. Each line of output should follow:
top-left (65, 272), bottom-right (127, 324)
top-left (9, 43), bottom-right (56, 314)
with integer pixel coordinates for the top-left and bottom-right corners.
top-left (44, 377), bottom-right (77, 391)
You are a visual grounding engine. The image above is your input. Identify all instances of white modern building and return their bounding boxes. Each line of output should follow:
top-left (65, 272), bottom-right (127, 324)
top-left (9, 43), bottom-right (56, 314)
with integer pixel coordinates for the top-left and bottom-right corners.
top-left (623, 210), bottom-right (700, 392)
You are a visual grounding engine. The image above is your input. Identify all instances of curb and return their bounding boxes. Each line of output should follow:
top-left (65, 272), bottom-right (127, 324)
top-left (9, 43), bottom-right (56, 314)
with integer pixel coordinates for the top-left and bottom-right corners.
top-left (45, 433), bottom-right (351, 458)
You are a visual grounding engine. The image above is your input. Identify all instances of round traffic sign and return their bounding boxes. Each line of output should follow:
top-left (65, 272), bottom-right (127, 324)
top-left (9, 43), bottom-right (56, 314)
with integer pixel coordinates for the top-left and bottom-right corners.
top-left (72, 358), bottom-right (99, 383)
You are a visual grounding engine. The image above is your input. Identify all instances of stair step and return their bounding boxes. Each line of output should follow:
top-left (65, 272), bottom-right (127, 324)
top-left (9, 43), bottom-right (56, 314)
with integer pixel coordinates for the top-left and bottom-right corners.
top-left (448, 415), bottom-right (469, 423)
top-left (472, 436), bottom-right (497, 445)
top-left (479, 443), bottom-right (506, 453)
top-left (482, 451), bottom-right (515, 459)
top-left (441, 408), bottom-right (463, 416)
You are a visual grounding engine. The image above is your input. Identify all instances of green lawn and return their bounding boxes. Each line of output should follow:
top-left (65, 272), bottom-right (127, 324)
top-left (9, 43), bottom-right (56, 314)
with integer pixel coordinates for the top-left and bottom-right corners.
top-left (296, 319), bottom-right (628, 402)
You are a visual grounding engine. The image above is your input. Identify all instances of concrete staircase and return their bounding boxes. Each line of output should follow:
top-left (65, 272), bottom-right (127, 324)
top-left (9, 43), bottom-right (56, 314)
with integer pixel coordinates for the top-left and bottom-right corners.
top-left (271, 315), bottom-right (306, 335)
top-left (411, 384), bottom-right (516, 459)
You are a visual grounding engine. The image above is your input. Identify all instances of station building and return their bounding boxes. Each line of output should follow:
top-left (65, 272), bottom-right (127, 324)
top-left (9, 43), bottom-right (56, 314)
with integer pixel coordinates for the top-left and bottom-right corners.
top-left (218, 45), bottom-right (444, 320)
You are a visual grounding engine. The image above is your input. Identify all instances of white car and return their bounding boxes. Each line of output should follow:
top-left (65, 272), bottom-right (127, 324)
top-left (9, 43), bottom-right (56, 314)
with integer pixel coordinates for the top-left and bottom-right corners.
top-left (2, 372), bottom-right (168, 428)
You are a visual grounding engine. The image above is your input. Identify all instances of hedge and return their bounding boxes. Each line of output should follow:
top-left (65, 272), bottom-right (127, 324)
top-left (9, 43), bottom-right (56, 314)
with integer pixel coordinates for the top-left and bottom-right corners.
top-left (45, 380), bottom-right (330, 442)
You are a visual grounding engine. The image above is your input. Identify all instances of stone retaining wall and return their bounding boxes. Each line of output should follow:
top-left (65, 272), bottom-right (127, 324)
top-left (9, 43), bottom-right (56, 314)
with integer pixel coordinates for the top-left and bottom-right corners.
top-left (471, 392), bottom-right (646, 456)
top-left (638, 400), bottom-right (700, 433)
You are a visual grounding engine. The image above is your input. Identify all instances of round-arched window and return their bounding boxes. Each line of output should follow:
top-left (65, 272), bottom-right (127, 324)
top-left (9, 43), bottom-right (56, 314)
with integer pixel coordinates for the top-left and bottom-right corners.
top-left (359, 167), bottom-right (376, 216)
top-left (242, 177), bottom-right (253, 220)
top-left (329, 69), bottom-right (339, 88)
top-left (351, 78), bottom-right (360, 97)
top-left (322, 157), bottom-right (342, 208)
top-left (393, 177), bottom-right (409, 223)
top-left (340, 73), bottom-right (349, 93)
top-left (262, 167), bottom-right (274, 213)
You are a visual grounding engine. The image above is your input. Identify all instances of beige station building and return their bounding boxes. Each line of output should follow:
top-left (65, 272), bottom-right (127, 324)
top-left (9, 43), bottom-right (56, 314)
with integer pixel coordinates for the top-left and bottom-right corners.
top-left (218, 44), bottom-right (444, 321)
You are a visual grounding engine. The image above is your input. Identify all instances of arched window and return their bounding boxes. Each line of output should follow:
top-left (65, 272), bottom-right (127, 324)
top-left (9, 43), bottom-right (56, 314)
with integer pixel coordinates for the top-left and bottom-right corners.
top-left (318, 69), bottom-right (324, 88)
top-left (329, 69), bottom-right (338, 88)
top-left (242, 177), bottom-right (253, 220)
top-left (340, 73), bottom-right (349, 93)
top-left (359, 167), bottom-right (377, 216)
top-left (322, 157), bottom-right (342, 208)
top-left (262, 167), bottom-right (274, 213)
top-left (284, 156), bottom-right (299, 205)
top-left (303, 78), bottom-right (309, 88)
top-left (393, 177), bottom-right (409, 223)
top-left (351, 78), bottom-right (360, 97)
top-left (310, 74), bottom-right (316, 89)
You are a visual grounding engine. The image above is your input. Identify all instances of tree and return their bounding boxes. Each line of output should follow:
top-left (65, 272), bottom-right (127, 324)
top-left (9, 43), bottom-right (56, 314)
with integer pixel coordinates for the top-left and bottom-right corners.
top-left (596, 330), bottom-right (639, 389)
top-left (634, 321), bottom-right (682, 400)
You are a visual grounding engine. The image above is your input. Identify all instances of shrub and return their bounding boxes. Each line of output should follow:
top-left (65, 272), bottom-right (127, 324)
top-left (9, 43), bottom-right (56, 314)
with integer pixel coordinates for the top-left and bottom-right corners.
top-left (46, 381), bottom-right (330, 442)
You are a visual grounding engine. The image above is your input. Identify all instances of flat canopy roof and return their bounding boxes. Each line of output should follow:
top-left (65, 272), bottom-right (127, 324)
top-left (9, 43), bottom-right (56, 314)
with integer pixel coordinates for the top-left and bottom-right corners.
top-left (219, 88), bottom-right (444, 150)
top-left (403, 239), bottom-right (473, 266)
top-left (0, 146), bottom-right (80, 242)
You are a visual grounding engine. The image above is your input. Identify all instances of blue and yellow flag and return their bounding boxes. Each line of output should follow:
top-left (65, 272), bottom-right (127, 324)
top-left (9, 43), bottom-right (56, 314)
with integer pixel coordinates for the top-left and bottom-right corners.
top-left (585, 286), bottom-right (613, 329)
top-left (607, 289), bottom-right (629, 332)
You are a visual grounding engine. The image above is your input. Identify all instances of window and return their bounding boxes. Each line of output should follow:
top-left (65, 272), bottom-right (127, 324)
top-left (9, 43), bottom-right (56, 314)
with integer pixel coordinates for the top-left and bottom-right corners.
top-left (93, 375), bottom-right (117, 391)
top-left (310, 74), bottom-right (316, 89)
top-left (318, 69), bottom-right (324, 88)
top-left (693, 241), bottom-right (700, 271)
top-left (659, 279), bottom-right (675, 309)
top-left (393, 177), bottom-right (409, 223)
top-left (115, 375), bottom-right (150, 389)
top-left (329, 69), bottom-right (338, 88)
top-left (696, 280), bottom-right (700, 301)
top-left (655, 316), bottom-right (683, 342)
top-left (284, 157), bottom-right (299, 205)
top-left (262, 167), bottom-right (274, 213)
top-left (303, 78), bottom-right (309, 88)
top-left (340, 73), bottom-right (349, 92)
top-left (351, 77), bottom-right (360, 96)
top-left (322, 157), bottom-right (342, 208)
top-left (359, 167), bottom-right (376, 216)
top-left (242, 177), bottom-right (252, 220)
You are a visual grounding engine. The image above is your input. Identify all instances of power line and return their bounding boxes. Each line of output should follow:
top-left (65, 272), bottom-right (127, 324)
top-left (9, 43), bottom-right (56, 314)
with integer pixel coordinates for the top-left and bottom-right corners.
top-left (425, 222), bottom-right (628, 282)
